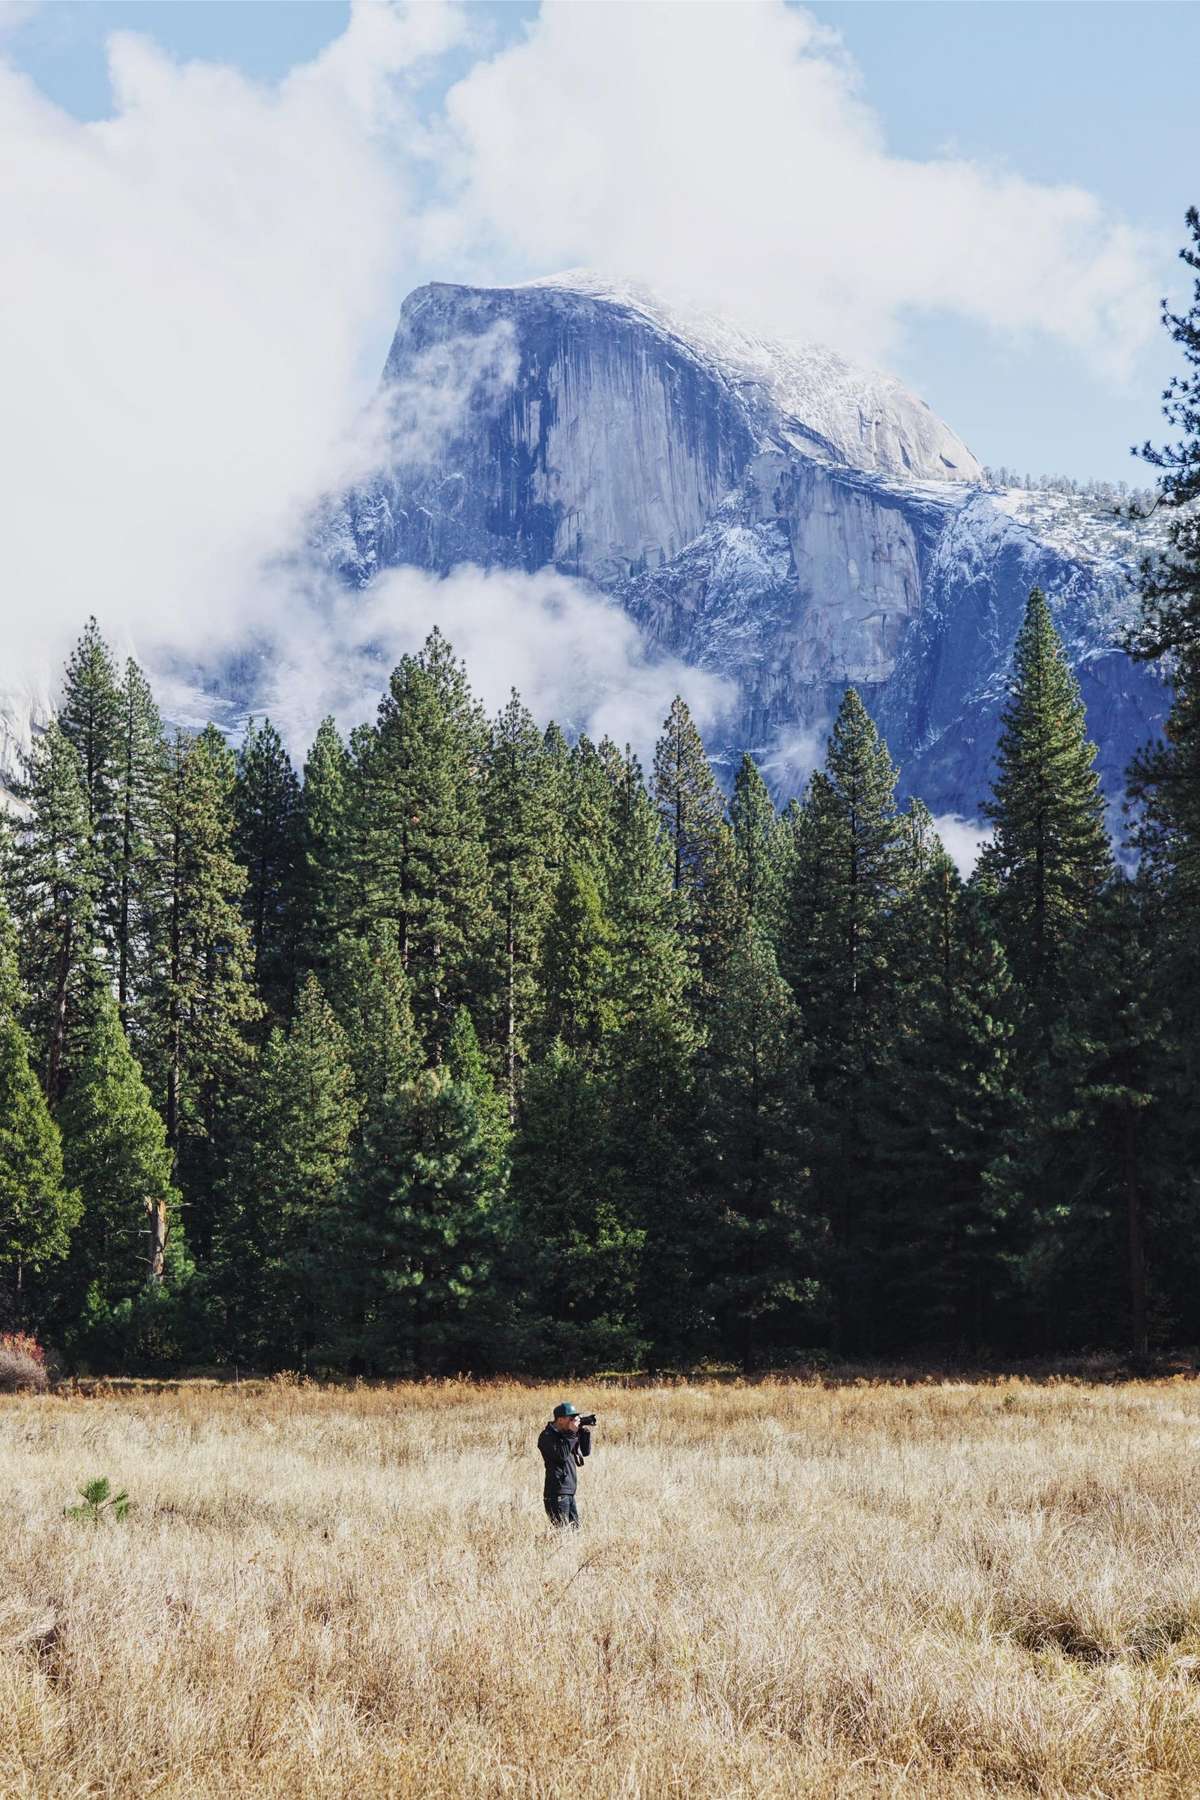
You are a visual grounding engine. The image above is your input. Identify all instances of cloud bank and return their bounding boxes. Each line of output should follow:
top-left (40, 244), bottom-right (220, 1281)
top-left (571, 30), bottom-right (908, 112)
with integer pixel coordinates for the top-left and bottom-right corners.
top-left (440, 1), bottom-right (1157, 373)
top-left (0, 0), bottom-right (1163, 762)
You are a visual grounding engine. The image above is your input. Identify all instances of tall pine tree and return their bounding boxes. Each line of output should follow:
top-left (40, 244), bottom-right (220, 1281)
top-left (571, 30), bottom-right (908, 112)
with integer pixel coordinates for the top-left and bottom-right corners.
top-left (234, 717), bottom-right (302, 1021)
top-left (11, 722), bottom-right (100, 1102)
top-left (352, 631), bottom-right (492, 1056)
top-left (57, 986), bottom-right (178, 1305)
top-left (979, 587), bottom-right (1111, 1009)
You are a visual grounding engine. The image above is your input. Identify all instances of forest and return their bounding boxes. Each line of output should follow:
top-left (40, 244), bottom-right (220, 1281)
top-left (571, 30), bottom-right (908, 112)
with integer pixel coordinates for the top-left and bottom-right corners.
top-left (2, 221), bottom-right (1199, 1379)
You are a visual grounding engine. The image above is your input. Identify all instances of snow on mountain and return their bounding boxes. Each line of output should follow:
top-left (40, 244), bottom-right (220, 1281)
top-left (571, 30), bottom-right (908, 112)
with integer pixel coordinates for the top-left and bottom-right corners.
top-left (523, 270), bottom-right (984, 486)
top-left (320, 274), bottom-right (1169, 821)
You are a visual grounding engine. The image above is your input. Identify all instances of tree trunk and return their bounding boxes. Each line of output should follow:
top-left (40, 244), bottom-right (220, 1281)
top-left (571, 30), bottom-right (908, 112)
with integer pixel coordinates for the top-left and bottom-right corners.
top-left (147, 1195), bottom-right (168, 1284)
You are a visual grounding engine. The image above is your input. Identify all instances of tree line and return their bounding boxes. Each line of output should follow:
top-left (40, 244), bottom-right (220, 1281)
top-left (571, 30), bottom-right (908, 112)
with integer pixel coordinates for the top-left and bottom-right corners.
top-left (2, 214), bottom-right (1199, 1377)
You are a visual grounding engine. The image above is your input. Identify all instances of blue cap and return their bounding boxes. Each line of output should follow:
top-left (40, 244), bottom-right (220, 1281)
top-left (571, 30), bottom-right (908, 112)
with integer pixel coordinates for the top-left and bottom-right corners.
top-left (553, 1401), bottom-right (579, 1418)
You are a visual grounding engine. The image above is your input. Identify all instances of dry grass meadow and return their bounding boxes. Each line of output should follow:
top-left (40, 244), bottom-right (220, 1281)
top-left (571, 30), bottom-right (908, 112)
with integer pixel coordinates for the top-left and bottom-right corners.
top-left (5, 1377), bottom-right (1200, 1797)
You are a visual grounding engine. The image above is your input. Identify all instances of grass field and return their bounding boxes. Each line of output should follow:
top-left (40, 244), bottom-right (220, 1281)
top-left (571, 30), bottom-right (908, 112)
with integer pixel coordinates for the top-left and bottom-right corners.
top-left (4, 1377), bottom-right (1200, 1797)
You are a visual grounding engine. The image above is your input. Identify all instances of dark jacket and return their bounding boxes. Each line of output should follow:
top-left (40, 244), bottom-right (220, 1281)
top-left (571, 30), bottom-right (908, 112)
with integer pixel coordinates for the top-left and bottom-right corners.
top-left (538, 1422), bottom-right (592, 1496)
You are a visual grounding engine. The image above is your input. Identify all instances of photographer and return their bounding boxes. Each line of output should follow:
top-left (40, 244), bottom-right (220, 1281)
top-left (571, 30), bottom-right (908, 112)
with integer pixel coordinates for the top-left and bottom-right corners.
top-left (537, 1402), bottom-right (595, 1528)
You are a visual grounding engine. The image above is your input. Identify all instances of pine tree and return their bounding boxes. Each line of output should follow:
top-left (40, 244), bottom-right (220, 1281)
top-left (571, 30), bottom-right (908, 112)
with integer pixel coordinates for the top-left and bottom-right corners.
top-left (325, 924), bottom-right (420, 1117)
top-left (1029, 877), bottom-right (1174, 1357)
top-left (347, 1062), bottom-right (506, 1375)
top-left (653, 697), bottom-right (726, 897)
top-left (234, 717), bottom-right (302, 1020)
top-left (483, 694), bottom-right (559, 1110)
top-left (352, 631), bottom-right (492, 1056)
top-left (111, 659), bottom-right (165, 1030)
top-left (606, 754), bottom-right (700, 1367)
top-left (729, 751), bottom-right (786, 935)
top-left (59, 618), bottom-right (121, 848)
top-left (57, 986), bottom-right (178, 1304)
top-left (1126, 211), bottom-right (1200, 1152)
top-left (652, 696), bottom-right (738, 997)
top-left (695, 926), bottom-right (814, 1369)
top-left (863, 866), bottom-right (1021, 1351)
top-left (10, 722), bottom-right (101, 1102)
top-left (219, 974), bottom-right (358, 1367)
top-left (0, 1010), bottom-right (78, 1317)
top-left (0, 889), bottom-right (78, 1319)
top-left (563, 734), bottom-right (618, 885)
top-left (979, 587), bottom-right (1112, 1007)
top-left (145, 727), bottom-right (260, 1262)
top-left (446, 1005), bottom-right (510, 1197)
top-left (776, 691), bottom-right (908, 1349)
top-left (298, 717), bottom-right (353, 981)
top-left (508, 1039), bottom-right (647, 1371)
top-left (538, 860), bottom-right (615, 1055)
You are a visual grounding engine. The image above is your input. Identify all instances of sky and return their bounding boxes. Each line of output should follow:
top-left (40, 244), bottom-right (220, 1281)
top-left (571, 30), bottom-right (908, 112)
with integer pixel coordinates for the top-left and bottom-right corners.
top-left (6, 0), bottom-right (1194, 482)
top-left (0, 0), bottom-right (1195, 771)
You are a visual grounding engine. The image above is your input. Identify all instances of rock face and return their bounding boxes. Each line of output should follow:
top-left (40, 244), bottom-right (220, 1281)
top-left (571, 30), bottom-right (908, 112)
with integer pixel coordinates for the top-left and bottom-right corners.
top-left (324, 273), bottom-right (1168, 817)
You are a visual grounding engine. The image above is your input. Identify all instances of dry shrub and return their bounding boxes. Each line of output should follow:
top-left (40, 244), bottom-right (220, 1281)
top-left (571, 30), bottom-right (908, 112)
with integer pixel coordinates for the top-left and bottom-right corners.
top-left (0, 1347), bottom-right (47, 1394)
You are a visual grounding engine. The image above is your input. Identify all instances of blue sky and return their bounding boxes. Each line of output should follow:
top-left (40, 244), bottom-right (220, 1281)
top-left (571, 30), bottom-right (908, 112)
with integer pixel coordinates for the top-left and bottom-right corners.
top-left (5, 1), bottom-right (1194, 485)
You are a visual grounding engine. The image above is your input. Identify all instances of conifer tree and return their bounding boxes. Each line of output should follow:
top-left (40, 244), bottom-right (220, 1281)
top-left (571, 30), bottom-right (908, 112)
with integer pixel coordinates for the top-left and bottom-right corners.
top-left (57, 986), bottom-right (178, 1302)
top-left (59, 618), bottom-right (121, 846)
top-left (111, 659), bottom-right (165, 1029)
top-left (0, 1010), bottom-right (78, 1316)
top-left (219, 974), bottom-right (358, 1366)
top-left (729, 751), bottom-right (786, 934)
top-left (0, 890), bottom-right (78, 1317)
top-left (606, 753), bottom-right (701, 1366)
top-left (145, 727), bottom-right (260, 1258)
top-left (1029, 877), bottom-right (1174, 1357)
top-left (446, 1005), bottom-right (510, 1196)
top-left (652, 696), bottom-right (739, 1005)
top-left (777, 689), bottom-right (907, 1347)
top-left (979, 587), bottom-right (1111, 1006)
top-left (563, 734), bottom-right (618, 886)
top-left (326, 924), bottom-right (420, 1116)
top-left (483, 694), bottom-right (559, 1109)
top-left (863, 867), bottom-right (1021, 1350)
top-left (1126, 210), bottom-right (1200, 1135)
top-left (508, 1040), bottom-right (646, 1372)
top-left (352, 631), bottom-right (492, 1055)
top-left (234, 717), bottom-right (302, 1019)
top-left (538, 860), bottom-right (614, 1055)
top-left (11, 722), bottom-right (100, 1102)
top-left (653, 697), bottom-right (726, 896)
top-left (695, 926), bottom-right (814, 1369)
top-left (298, 717), bottom-right (353, 981)
top-left (347, 1061), bottom-right (505, 1375)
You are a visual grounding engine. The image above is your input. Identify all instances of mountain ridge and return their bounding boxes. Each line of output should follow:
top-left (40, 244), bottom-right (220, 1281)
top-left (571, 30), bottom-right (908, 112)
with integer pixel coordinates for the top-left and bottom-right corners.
top-left (323, 273), bottom-right (1167, 817)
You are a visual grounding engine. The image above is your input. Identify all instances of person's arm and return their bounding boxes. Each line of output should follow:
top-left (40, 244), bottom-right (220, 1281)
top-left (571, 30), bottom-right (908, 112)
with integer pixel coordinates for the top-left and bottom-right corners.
top-left (574, 1425), bottom-right (592, 1462)
top-left (538, 1429), bottom-right (555, 1472)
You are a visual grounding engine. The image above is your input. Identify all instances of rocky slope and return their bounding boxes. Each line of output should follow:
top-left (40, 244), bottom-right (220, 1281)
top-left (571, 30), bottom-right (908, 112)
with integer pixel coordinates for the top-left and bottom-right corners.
top-left (326, 274), bottom-right (1167, 817)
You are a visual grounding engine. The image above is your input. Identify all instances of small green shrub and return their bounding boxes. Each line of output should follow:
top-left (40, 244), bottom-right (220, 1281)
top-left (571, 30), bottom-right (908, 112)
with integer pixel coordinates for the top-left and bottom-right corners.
top-left (64, 1477), bottom-right (131, 1525)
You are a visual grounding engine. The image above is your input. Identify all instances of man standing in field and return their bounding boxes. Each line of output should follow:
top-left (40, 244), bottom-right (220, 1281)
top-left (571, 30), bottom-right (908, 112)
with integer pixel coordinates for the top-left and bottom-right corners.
top-left (538, 1401), bottom-right (593, 1528)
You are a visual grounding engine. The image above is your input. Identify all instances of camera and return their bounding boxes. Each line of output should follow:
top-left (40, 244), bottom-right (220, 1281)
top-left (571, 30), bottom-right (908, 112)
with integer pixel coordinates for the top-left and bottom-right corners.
top-left (578, 1413), bottom-right (597, 1427)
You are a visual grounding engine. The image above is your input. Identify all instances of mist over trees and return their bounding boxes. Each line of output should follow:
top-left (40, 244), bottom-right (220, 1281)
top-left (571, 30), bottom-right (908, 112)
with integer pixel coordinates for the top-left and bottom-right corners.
top-left (3, 217), bottom-right (1199, 1378)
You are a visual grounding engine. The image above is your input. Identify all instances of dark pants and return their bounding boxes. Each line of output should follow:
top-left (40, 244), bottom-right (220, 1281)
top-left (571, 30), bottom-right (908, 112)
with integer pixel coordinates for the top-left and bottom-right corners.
top-left (544, 1491), bottom-right (580, 1528)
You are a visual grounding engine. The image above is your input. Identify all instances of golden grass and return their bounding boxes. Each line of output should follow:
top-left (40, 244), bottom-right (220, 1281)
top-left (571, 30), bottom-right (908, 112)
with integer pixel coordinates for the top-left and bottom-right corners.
top-left (4, 1377), bottom-right (1200, 1797)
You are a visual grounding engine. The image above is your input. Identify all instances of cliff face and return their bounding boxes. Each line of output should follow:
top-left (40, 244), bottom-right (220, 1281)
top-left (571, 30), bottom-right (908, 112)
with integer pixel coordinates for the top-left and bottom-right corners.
top-left (324, 275), bottom-right (1167, 817)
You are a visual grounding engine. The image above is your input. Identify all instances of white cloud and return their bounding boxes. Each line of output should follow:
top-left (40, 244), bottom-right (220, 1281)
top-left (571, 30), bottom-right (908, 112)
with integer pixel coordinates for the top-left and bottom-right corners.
top-left (440, 0), bottom-right (1157, 375)
top-left (932, 813), bottom-right (993, 877)
top-left (0, 0), bottom-right (1165, 775)
top-left (0, 0), bottom-right (463, 681)
top-left (757, 722), bottom-right (829, 801)
top-left (254, 563), bottom-right (736, 770)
